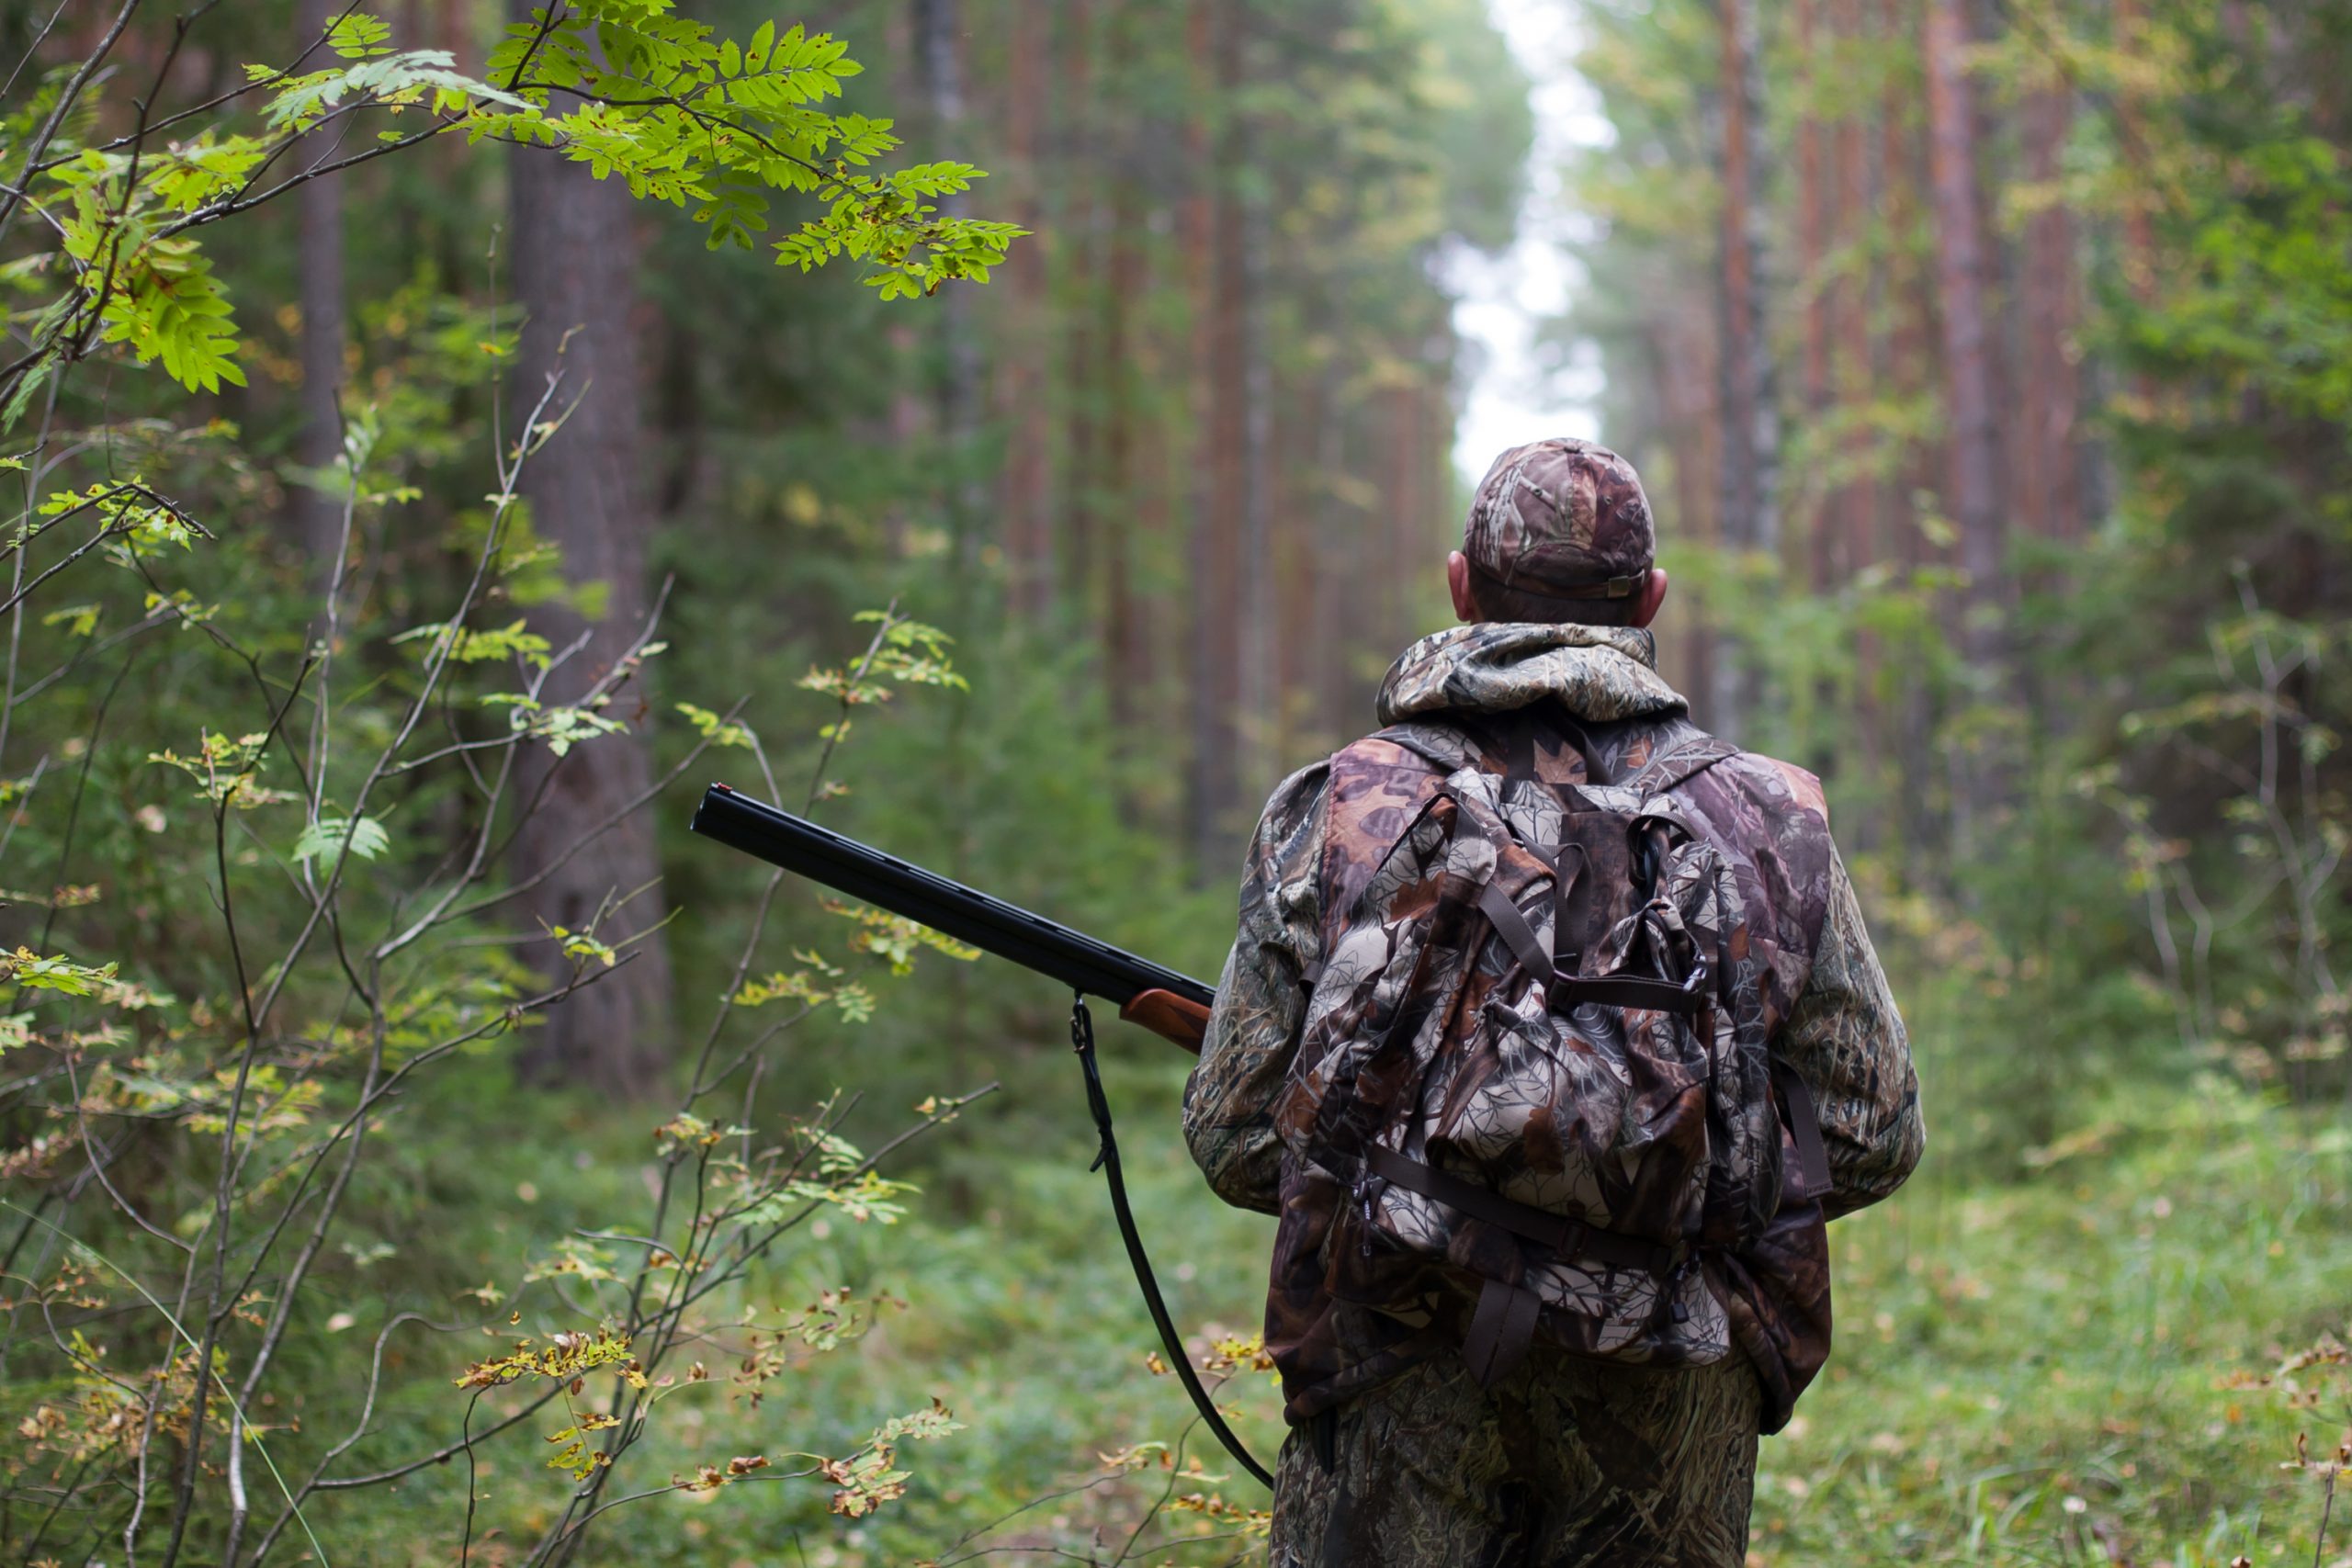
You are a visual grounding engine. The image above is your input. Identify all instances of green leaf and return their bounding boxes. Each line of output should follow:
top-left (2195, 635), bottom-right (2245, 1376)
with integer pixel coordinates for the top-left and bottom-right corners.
top-left (292, 816), bottom-right (390, 866)
top-left (326, 13), bottom-right (394, 60)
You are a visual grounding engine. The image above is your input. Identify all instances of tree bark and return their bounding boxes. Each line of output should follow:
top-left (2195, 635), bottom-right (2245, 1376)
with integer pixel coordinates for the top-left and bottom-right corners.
top-left (1795, 0), bottom-right (1832, 592)
top-left (1649, 311), bottom-right (1717, 728)
top-left (1098, 12), bottom-right (1147, 744)
top-left (505, 46), bottom-right (673, 1098)
top-left (1185, 0), bottom-right (1245, 878)
top-left (1060, 0), bottom-right (1099, 641)
top-left (997, 0), bottom-right (1053, 622)
top-left (1922, 0), bottom-right (2004, 670)
top-left (2016, 80), bottom-right (2080, 541)
top-left (1712, 0), bottom-right (1779, 740)
top-left (1834, 0), bottom-right (1874, 582)
top-left (912, 0), bottom-right (983, 558)
top-left (1922, 0), bottom-right (2011, 845)
top-left (1238, 189), bottom-right (1274, 800)
top-left (1835, 0), bottom-right (1883, 839)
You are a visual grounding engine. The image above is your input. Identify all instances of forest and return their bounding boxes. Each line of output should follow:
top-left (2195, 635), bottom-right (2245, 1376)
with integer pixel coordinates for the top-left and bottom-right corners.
top-left (0, 0), bottom-right (2343, 1562)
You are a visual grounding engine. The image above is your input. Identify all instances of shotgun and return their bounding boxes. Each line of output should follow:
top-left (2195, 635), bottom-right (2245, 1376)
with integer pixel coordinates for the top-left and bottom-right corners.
top-left (688, 784), bottom-right (1216, 1051)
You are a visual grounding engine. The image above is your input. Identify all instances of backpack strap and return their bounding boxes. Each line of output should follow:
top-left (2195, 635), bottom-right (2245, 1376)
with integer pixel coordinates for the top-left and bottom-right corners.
top-left (1476, 882), bottom-right (1554, 986)
top-left (1364, 1143), bottom-right (1682, 1386)
top-left (1772, 1063), bottom-right (1834, 1202)
top-left (1366, 1145), bottom-right (1679, 1273)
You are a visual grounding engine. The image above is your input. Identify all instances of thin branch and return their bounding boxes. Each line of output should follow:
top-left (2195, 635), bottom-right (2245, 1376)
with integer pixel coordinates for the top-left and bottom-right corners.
top-left (0, 0), bottom-right (144, 248)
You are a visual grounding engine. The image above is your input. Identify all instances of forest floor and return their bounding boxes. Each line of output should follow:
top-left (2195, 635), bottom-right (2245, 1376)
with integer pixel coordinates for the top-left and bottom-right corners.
top-left (335, 1061), bottom-right (2352, 1567)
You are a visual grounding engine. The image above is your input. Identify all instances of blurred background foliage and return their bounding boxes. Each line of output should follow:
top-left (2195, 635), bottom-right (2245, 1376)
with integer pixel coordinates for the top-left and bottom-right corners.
top-left (0, 0), bottom-right (2345, 1562)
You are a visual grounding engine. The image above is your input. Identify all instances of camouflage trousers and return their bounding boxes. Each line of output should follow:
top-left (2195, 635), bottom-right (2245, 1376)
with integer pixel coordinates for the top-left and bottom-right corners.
top-left (1268, 1350), bottom-right (1761, 1568)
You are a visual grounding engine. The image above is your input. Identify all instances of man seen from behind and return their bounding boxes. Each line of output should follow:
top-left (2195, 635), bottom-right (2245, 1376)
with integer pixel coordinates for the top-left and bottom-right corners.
top-left (1182, 437), bottom-right (1926, 1567)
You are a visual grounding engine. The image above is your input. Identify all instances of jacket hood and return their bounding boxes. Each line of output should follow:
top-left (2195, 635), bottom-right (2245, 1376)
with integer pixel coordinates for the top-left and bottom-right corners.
top-left (1374, 622), bottom-right (1688, 727)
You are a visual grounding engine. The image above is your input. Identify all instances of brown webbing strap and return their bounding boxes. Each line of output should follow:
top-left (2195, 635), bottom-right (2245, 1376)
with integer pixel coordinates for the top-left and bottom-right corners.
top-left (1773, 1064), bottom-right (1833, 1202)
top-left (1476, 882), bottom-right (1555, 985)
top-left (1549, 841), bottom-right (1586, 972)
top-left (1365, 1145), bottom-right (1676, 1274)
top-left (1547, 969), bottom-right (1711, 1015)
top-left (1463, 1277), bottom-right (1544, 1387)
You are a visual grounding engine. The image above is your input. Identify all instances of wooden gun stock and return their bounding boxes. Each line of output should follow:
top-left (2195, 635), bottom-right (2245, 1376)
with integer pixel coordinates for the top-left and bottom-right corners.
top-left (1118, 988), bottom-right (1212, 1053)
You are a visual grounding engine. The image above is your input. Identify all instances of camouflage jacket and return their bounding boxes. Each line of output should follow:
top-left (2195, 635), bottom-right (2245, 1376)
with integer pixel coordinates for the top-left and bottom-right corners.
top-left (1182, 622), bottom-right (1924, 1427)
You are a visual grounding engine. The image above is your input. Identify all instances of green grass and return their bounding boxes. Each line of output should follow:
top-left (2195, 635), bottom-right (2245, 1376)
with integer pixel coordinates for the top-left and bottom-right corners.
top-left (1753, 1079), bottom-right (2352, 1567)
top-left (269, 1055), bottom-right (2352, 1568)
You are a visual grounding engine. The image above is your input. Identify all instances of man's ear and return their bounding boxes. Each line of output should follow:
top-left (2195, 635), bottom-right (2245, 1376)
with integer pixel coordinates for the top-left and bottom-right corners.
top-left (1630, 567), bottom-right (1669, 628)
top-left (1447, 552), bottom-right (1480, 623)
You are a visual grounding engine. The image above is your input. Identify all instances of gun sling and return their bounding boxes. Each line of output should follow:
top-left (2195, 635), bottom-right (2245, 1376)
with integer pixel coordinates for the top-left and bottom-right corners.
top-left (689, 785), bottom-right (1267, 1484)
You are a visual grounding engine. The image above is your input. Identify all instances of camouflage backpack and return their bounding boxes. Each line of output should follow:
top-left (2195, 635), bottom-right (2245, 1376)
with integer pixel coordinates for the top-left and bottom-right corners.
top-left (1275, 716), bottom-right (1830, 1386)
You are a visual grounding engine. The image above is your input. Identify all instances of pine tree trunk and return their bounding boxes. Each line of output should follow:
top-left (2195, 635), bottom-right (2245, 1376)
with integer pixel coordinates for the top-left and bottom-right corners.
top-left (998, 0), bottom-right (1053, 622)
top-left (1098, 44), bottom-right (1146, 743)
top-left (1712, 0), bottom-right (1779, 740)
top-left (1922, 0), bottom-right (2004, 668)
top-left (1186, 0), bottom-right (1245, 879)
top-left (2016, 81), bottom-right (2079, 541)
top-left (1237, 192), bottom-right (1273, 799)
top-left (1880, 0), bottom-right (1943, 867)
top-left (1314, 365), bottom-right (1356, 748)
top-left (1061, 0), bottom-right (1100, 639)
top-left (1835, 0), bottom-right (1883, 840)
top-left (505, 56), bottom-right (673, 1098)
top-left (1652, 314), bottom-right (1716, 728)
top-left (1795, 0), bottom-right (1832, 592)
top-left (1922, 0), bottom-right (2009, 842)
top-left (1834, 0), bottom-right (1874, 582)
top-left (912, 0), bottom-right (983, 556)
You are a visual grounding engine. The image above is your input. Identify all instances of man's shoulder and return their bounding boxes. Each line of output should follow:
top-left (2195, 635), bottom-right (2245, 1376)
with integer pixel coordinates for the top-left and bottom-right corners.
top-left (1319, 725), bottom-right (1467, 814)
top-left (1329, 729), bottom-right (1444, 778)
top-left (1702, 747), bottom-right (1831, 830)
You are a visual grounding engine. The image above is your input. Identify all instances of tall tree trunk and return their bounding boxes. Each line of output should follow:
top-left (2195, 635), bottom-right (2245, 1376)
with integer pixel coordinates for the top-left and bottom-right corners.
top-left (293, 0), bottom-right (345, 586)
top-left (1795, 0), bottom-right (1832, 592)
top-left (1237, 193), bottom-right (1274, 798)
top-left (2016, 81), bottom-right (2079, 542)
top-left (506, 70), bottom-right (673, 1098)
top-left (1098, 60), bottom-right (1146, 745)
top-left (1185, 0), bottom-right (1245, 878)
top-left (1879, 0), bottom-right (1943, 868)
top-left (1060, 0), bottom-right (1100, 642)
top-left (1305, 361), bottom-right (1346, 753)
top-left (1833, 0), bottom-right (1874, 584)
top-left (2109, 0), bottom-right (2159, 415)
top-left (1314, 365), bottom-right (1359, 750)
top-left (1922, 0), bottom-right (2003, 662)
top-left (1835, 0), bottom-right (1883, 839)
top-left (1712, 0), bottom-right (1779, 740)
top-left (997, 0), bottom-right (1053, 622)
top-left (882, 1), bottom-right (925, 557)
top-left (913, 0), bottom-right (983, 560)
top-left (1650, 313), bottom-right (1717, 727)
top-left (1385, 376), bottom-right (1423, 654)
top-left (1922, 0), bottom-right (2009, 840)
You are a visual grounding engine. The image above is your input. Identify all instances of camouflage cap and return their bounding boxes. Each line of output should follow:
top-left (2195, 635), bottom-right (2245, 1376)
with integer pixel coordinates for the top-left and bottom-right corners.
top-left (1462, 437), bottom-right (1657, 606)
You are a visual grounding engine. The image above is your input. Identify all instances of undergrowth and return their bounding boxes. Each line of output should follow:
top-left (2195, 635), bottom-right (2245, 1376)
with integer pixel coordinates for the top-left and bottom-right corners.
top-left (238, 1053), bottom-right (2349, 1567)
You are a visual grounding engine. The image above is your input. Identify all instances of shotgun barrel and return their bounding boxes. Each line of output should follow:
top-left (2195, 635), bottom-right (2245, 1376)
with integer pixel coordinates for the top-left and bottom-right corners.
top-left (689, 784), bottom-right (1217, 1033)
